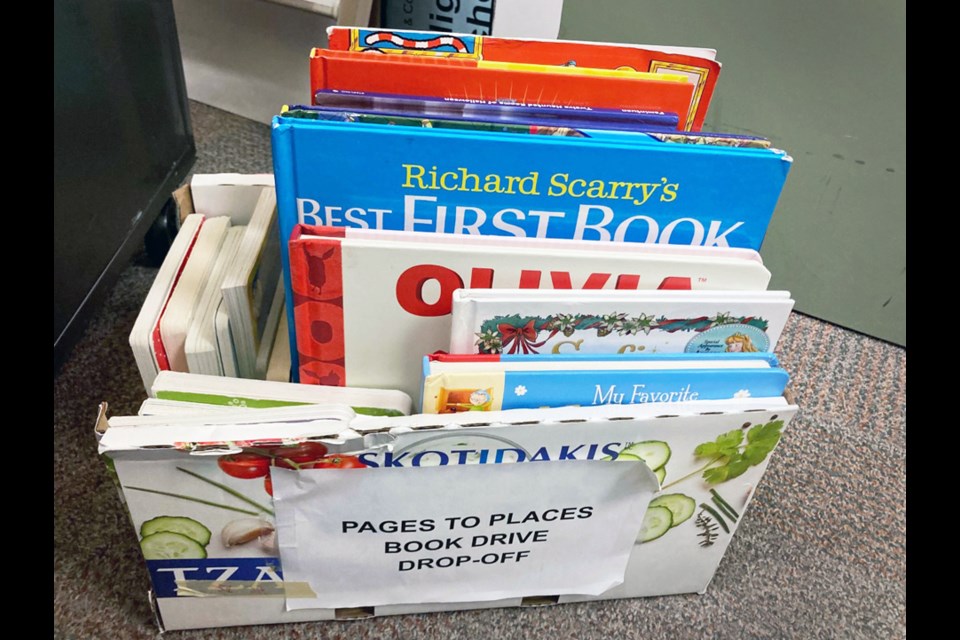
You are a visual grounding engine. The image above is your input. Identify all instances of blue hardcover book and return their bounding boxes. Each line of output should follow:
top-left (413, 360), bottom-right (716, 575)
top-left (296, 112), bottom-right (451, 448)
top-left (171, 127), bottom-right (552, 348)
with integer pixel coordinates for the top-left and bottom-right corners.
top-left (419, 352), bottom-right (789, 414)
top-left (272, 115), bottom-right (792, 376)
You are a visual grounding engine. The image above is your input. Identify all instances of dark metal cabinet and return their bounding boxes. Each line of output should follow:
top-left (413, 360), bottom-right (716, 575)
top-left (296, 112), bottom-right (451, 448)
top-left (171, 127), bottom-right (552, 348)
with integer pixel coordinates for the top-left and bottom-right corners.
top-left (54, 0), bottom-right (196, 372)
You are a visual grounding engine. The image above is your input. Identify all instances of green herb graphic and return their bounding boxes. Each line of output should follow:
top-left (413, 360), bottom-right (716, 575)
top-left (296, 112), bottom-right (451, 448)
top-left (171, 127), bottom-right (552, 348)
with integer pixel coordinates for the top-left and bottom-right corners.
top-left (661, 419), bottom-right (783, 490)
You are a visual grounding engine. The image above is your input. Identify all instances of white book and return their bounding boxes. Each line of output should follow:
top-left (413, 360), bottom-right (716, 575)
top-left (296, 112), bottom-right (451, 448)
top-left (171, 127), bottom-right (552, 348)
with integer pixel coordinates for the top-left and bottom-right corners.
top-left (449, 289), bottom-right (795, 356)
top-left (185, 226), bottom-right (245, 375)
top-left (151, 370), bottom-right (414, 417)
top-left (159, 216), bottom-right (232, 372)
top-left (128, 214), bottom-right (204, 393)
top-left (254, 278), bottom-right (285, 379)
top-left (265, 308), bottom-right (292, 382)
top-left (214, 298), bottom-right (239, 378)
top-left (189, 174), bottom-right (274, 225)
top-left (137, 398), bottom-right (236, 416)
top-left (222, 187), bottom-right (283, 379)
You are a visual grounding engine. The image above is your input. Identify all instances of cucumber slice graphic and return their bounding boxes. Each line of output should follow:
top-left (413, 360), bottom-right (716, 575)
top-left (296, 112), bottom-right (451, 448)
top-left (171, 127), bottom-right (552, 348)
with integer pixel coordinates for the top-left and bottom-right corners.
top-left (650, 493), bottom-right (696, 528)
top-left (140, 516), bottom-right (212, 546)
top-left (637, 505), bottom-right (673, 543)
top-left (621, 441), bottom-right (671, 470)
top-left (140, 531), bottom-right (208, 560)
top-left (654, 466), bottom-right (667, 485)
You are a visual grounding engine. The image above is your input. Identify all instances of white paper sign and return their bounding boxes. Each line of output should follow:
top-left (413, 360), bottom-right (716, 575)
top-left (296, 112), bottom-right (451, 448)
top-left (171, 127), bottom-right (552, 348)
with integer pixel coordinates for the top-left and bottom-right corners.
top-left (273, 460), bottom-right (658, 609)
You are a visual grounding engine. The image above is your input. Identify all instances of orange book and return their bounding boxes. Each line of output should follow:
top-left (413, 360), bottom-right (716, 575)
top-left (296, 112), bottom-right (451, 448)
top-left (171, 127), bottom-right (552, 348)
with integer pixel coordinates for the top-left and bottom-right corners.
top-left (309, 49), bottom-right (696, 130)
top-left (326, 27), bottom-right (721, 131)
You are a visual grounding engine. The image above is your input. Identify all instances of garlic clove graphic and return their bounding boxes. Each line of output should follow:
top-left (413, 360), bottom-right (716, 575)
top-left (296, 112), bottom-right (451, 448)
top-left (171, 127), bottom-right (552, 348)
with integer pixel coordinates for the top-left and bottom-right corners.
top-left (221, 518), bottom-right (275, 548)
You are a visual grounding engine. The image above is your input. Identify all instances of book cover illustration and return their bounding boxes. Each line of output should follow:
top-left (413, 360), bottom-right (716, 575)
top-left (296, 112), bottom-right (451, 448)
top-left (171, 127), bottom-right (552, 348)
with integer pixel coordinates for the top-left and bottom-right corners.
top-left (420, 352), bottom-right (789, 414)
top-left (449, 289), bottom-right (794, 355)
top-left (286, 224), bottom-right (772, 401)
top-left (326, 27), bottom-right (722, 131)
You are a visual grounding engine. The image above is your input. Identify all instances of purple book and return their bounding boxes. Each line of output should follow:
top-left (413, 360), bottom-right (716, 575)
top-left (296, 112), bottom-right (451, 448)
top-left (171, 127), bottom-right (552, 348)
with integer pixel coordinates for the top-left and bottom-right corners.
top-left (312, 89), bottom-right (681, 132)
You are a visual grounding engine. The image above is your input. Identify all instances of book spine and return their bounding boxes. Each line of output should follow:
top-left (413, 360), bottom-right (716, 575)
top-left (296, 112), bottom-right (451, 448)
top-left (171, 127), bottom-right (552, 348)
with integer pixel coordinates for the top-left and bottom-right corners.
top-left (288, 235), bottom-right (347, 387)
top-left (421, 368), bottom-right (789, 413)
top-left (271, 119), bottom-right (302, 381)
top-left (151, 218), bottom-right (205, 372)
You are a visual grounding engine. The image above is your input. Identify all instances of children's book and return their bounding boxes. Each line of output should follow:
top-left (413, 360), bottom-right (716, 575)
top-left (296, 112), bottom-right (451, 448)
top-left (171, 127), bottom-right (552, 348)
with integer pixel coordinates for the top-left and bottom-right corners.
top-left (151, 370), bottom-right (414, 417)
top-left (221, 188), bottom-right (284, 379)
top-left (272, 115), bottom-right (792, 378)
top-left (309, 49), bottom-right (697, 127)
top-left (449, 289), bottom-right (795, 355)
top-left (282, 105), bottom-right (771, 148)
top-left (159, 216), bottom-right (232, 372)
top-left (420, 352), bottom-right (789, 413)
top-left (265, 308), bottom-right (291, 382)
top-left (185, 226), bottom-right (245, 375)
top-left (282, 106), bottom-right (589, 137)
top-left (312, 90), bottom-right (682, 132)
top-left (325, 27), bottom-right (722, 130)
top-left (287, 224), bottom-right (772, 402)
top-left (129, 214), bottom-right (204, 393)
top-left (215, 298), bottom-right (239, 377)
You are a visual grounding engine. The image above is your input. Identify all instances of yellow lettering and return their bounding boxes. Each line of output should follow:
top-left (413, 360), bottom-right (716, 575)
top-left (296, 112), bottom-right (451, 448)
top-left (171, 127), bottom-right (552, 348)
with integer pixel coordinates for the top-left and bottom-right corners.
top-left (440, 171), bottom-right (459, 190)
top-left (568, 179), bottom-right (587, 198)
top-left (617, 344), bottom-right (646, 353)
top-left (633, 182), bottom-right (662, 206)
top-left (548, 173), bottom-right (569, 197)
top-left (459, 168), bottom-right (482, 192)
top-left (402, 164), bottom-right (427, 188)
top-left (608, 182), bottom-right (628, 198)
top-left (552, 339), bottom-right (584, 354)
top-left (483, 173), bottom-right (504, 193)
top-left (517, 172), bottom-right (540, 195)
top-left (660, 182), bottom-right (679, 202)
top-left (586, 179), bottom-right (607, 199)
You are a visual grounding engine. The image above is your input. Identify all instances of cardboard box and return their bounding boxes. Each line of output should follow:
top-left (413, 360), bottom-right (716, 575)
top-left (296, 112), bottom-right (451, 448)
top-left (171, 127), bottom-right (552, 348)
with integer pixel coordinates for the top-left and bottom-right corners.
top-left (98, 397), bottom-right (797, 631)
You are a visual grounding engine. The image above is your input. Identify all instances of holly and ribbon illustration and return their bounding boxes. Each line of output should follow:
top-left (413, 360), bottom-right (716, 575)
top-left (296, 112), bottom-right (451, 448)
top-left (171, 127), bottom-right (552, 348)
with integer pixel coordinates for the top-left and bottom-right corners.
top-left (476, 312), bottom-right (769, 354)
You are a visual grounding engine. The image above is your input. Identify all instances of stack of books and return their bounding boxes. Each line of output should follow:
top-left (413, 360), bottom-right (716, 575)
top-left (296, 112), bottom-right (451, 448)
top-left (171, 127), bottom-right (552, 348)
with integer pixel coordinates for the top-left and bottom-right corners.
top-left (271, 27), bottom-right (794, 409)
top-left (111, 26), bottom-right (800, 630)
top-left (129, 176), bottom-right (287, 391)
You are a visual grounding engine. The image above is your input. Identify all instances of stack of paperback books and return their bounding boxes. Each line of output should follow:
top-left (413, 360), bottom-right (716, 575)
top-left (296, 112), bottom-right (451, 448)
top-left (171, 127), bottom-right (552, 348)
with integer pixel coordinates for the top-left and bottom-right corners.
top-left (110, 27), bottom-right (799, 631)
top-left (129, 175), bottom-right (288, 392)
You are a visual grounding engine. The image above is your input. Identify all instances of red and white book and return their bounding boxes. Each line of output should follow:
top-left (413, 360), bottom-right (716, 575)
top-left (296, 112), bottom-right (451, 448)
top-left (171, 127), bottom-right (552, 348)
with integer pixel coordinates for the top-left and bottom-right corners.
top-left (159, 216), bottom-right (232, 373)
top-left (129, 214), bottom-right (205, 394)
top-left (288, 224), bottom-right (772, 404)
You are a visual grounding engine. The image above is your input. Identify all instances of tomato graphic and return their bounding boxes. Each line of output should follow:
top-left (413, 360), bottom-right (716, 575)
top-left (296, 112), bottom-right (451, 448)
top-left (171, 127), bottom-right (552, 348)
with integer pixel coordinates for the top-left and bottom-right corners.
top-left (306, 455), bottom-right (366, 469)
top-left (268, 442), bottom-right (330, 468)
top-left (264, 473), bottom-right (273, 497)
top-left (217, 453), bottom-right (271, 479)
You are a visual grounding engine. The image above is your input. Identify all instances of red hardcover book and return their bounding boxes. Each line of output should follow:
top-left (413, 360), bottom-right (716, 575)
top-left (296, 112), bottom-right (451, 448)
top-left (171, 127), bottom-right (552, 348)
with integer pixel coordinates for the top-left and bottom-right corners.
top-left (326, 27), bottom-right (721, 131)
top-left (308, 49), bottom-right (696, 131)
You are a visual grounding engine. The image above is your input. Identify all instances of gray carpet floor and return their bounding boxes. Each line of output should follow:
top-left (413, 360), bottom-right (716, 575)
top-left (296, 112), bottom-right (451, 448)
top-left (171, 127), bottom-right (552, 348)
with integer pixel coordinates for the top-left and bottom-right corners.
top-left (53, 101), bottom-right (906, 639)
